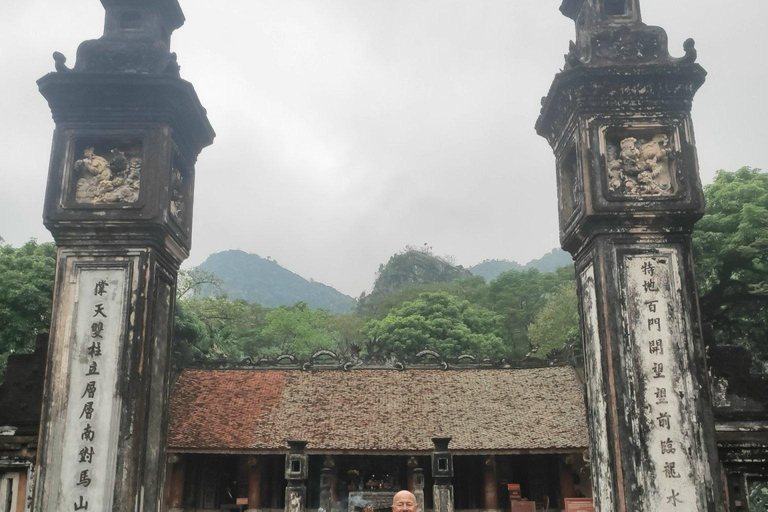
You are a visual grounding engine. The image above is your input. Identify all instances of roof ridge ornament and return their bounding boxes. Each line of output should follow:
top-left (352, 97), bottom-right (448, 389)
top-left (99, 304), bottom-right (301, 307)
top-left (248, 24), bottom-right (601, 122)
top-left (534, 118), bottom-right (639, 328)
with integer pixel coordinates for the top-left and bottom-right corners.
top-left (188, 346), bottom-right (579, 371)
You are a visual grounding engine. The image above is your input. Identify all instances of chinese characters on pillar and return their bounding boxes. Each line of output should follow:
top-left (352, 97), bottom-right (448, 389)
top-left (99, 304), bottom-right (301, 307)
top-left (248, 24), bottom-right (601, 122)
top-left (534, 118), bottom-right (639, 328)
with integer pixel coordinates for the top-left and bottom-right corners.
top-left (59, 269), bottom-right (126, 512)
top-left (625, 253), bottom-right (696, 510)
top-left (71, 280), bottom-right (110, 510)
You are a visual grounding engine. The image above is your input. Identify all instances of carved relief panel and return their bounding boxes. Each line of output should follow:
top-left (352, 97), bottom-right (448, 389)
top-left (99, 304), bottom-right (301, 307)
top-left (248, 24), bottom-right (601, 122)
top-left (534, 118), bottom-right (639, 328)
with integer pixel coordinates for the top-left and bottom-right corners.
top-left (169, 151), bottom-right (192, 234)
top-left (71, 140), bottom-right (142, 205)
top-left (605, 132), bottom-right (676, 196)
top-left (599, 124), bottom-right (681, 200)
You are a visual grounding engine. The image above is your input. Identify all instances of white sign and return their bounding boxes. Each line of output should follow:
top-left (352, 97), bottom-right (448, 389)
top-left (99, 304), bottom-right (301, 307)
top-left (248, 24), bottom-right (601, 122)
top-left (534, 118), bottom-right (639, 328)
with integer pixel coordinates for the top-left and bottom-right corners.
top-left (58, 268), bottom-right (126, 512)
top-left (624, 251), bottom-right (698, 510)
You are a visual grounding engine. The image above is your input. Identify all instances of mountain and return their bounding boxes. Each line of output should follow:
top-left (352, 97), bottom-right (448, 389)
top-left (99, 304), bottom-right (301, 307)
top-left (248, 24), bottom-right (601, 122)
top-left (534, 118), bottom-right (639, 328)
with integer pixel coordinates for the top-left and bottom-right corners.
top-left (368, 249), bottom-right (473, 298)
top-left (469, 248), bottom-right (573, 282)
top-left (468, 259), bottom-right (524, 281)
top-left (524, 248), bottom-right (573, 273)
top-left (196, 250), bottom-right (355, 314)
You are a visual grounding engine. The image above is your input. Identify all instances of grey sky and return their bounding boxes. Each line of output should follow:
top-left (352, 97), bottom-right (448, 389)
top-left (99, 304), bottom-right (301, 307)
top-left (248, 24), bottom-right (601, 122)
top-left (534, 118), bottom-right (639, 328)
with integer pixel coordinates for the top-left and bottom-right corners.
top-left (1, 1), bottom-right (765, 297)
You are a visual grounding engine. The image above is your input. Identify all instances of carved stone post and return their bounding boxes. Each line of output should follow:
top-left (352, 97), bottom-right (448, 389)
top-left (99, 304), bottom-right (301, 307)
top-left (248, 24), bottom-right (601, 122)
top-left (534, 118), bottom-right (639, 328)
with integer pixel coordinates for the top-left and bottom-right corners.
top-left (482, 455), bottom-right (499, 511)
top-left (536, 1), bottom-right (725, 511)
top-left (248, 456), bottom-right (263, 512)
top-left (431, 438), bottom-right (454, 512)
top-left (33, 1), bottom-right (214, 512)
top-left (285, 441), bottom-right (308, 512)
top-left (319, 456), bottom-right (334, 512)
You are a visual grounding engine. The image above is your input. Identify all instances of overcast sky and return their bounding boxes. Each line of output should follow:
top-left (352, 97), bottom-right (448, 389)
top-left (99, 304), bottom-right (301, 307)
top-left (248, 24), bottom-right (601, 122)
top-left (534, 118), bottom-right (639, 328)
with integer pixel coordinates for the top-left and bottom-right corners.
top-left (1, 0), bottom-right (766, 297)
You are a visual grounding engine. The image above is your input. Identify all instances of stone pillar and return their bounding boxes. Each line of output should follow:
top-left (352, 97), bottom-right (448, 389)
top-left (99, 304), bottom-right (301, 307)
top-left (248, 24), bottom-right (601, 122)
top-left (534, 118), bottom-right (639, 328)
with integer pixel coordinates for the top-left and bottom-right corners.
top-left (482, 455), bottom-right (499, 511)
top-left (431, 438), bottom-right (454, 512)
top-left (319, 456), bottom-right (334, 512)
top-left (32, 2), bottom-right (214, 512)
top-left (536, 1), bottom-right (725, 511)
top-left (168, 454), bottom-right (186, 512)
top-left (248, 456), bottom-right (263, 512)
top-left (285, 441), bottom-right (309, 512)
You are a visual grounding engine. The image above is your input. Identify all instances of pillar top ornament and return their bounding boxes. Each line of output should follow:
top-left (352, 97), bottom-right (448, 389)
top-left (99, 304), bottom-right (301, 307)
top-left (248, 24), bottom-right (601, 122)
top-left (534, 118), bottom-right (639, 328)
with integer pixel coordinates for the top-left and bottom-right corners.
top-left (557, 0), bottom-right (697, 71)
top-left (52, 0), bottom-right (185, 75)
top-left (38, 0), bottom-right (213, 264)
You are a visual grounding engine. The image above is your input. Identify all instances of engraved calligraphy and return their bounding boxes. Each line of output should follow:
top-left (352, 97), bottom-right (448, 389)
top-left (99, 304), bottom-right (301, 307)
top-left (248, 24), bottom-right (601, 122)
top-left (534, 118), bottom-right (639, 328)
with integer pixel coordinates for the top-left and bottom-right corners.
top-left (625, 253), bottom-right (697, 510)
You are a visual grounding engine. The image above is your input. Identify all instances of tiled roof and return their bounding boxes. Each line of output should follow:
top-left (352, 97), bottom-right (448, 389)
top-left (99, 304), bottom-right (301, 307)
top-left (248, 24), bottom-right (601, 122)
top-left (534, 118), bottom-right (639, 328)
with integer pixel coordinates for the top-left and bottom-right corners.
top-left (168, 367), bottom-right (588, 454)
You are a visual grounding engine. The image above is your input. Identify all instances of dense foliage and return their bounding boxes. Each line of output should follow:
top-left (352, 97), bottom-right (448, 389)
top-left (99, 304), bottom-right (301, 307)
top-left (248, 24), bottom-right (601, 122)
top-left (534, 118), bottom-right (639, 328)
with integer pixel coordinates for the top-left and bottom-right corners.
top-left (364, 292), bottom-right (505, 358)
top-left (0, 239), bottom-right (56, 377)
top-left (693, 167), bottom-right (768, 370)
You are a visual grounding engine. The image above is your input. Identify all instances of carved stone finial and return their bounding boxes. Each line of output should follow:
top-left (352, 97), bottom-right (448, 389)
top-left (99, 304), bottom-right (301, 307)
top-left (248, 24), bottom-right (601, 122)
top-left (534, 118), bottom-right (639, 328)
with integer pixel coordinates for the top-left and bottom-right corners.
top-left (557, 0), bottom-right (698, 68)
top-left (52, 52), bottom-right (70, 72)
top-left (65, 0), bottom-right (185, 74)
top-left (679, 38), bottom-right (697, 64)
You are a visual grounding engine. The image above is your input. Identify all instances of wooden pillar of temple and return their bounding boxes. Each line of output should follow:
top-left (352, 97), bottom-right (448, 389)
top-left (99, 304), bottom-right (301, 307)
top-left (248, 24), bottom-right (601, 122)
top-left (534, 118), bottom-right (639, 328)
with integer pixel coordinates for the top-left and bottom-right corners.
top-left (326, 456), bottom-right (339, 506)
top-left (483, 455), bottom-right (499, 511)
top-left (271, 456), bottom-right (283, 509)
top-left (558, 455), bottom-right (578, 510)
top-left (167, 454), bottom-right (185, 512)
top-left (407, 457), bottom-right (417, 493)
top-left (248, 456), bottom-right (263, 512)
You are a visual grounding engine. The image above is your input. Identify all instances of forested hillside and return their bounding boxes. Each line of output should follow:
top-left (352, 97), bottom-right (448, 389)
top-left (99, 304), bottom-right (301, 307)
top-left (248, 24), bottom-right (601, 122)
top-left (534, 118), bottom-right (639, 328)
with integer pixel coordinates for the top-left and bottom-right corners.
top-left (469, 248), bottom-right (573, 281)
top-left (197, 250), bottom-right (356, 314)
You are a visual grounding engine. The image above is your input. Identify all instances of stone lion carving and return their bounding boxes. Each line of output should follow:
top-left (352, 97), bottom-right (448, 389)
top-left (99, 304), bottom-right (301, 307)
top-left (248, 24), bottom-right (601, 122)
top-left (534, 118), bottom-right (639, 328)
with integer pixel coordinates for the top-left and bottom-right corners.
top-left (606, 134), bottom-right (675, 196)
top-left (74, 147), bottom-right (141, 204)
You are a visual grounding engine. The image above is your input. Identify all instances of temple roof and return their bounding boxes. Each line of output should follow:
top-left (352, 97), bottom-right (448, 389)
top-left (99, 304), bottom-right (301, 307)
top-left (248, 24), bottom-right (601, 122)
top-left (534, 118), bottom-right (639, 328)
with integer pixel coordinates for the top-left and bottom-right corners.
top-left (168, 366), bottom-right (588, 454)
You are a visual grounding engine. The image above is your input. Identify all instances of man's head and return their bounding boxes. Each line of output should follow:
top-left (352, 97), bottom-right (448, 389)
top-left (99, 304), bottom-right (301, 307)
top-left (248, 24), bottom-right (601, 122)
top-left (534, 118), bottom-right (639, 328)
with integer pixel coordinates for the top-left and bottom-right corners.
top-left (392, 491), bottom-right (418, 512)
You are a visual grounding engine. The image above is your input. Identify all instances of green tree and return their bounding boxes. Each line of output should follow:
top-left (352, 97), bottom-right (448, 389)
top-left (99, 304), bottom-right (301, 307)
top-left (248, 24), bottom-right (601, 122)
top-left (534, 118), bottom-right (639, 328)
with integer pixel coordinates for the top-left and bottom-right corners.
top-left (528, 281), bottom-right (580, 357)
top-left (245, 302), bottom-right (340, 357)
top-left (179, 296), bottom-right (267, 359)
top-left (176, 268), bottom-right (222, 299)
top-left (359, 277), bottom-right (488, 320)
top-left (693, 167), bottom-right (768, 369)
top-left (485, 266), bottom-right (575, 356)
top-left (0, 239), bottom-right (57, 378)
top-left (363, 292), bottom-right (505, 358)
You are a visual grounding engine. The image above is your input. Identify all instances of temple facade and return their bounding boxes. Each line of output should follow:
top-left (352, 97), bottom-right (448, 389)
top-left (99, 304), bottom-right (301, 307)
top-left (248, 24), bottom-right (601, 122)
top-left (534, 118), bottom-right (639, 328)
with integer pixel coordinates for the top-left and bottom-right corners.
top-left (0, 344), bottom-right (765, 511)
top-left (164, 364), bottom-right (592, 512)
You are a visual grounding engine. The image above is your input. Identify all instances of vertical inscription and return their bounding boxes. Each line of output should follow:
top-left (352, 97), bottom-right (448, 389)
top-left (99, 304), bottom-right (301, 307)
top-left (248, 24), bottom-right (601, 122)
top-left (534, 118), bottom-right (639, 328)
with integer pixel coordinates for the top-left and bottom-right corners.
top-left (624, 252), bottom-right (697, 510)
top-left (59, 268), bottom-right (125, 512)
top-left (580, 265), bottom-right (614, 510)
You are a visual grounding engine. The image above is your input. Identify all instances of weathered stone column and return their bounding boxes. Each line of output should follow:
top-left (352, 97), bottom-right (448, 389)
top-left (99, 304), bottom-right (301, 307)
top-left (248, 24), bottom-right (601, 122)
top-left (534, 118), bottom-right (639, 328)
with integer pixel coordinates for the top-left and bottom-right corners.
top-left (431, 438), bottom-right (454, 512)
top-left (33, 1), bottom-right (214, 512)
top-left (536, 1), bottom-right (725, 511)
top-left (248, 456), bottom-right (263, 512)
top-left (482, 455), bottom-right (499, 511)
top-left (285, 441), bottom-right (308, 512)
